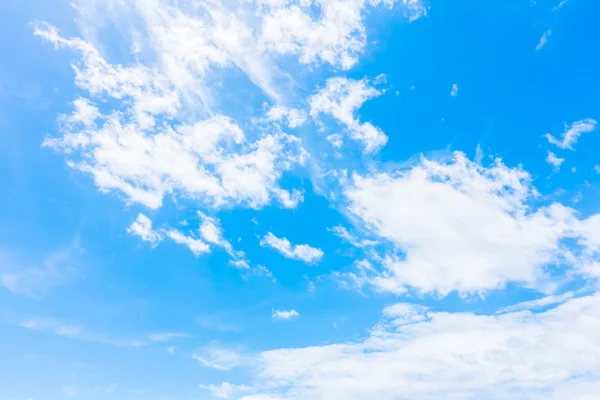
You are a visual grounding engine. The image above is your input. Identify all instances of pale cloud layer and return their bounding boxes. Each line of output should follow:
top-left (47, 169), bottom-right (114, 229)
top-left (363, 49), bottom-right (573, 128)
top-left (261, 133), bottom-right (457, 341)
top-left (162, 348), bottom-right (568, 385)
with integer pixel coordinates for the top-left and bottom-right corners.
top-left (241, 293), bottom-right (600, 400)
top-left (0, 242), bottom-right (81, 298)
top-left (260, 233), bottom-right (324, 264)
top-left (340, 152), bottom-right (600, 296)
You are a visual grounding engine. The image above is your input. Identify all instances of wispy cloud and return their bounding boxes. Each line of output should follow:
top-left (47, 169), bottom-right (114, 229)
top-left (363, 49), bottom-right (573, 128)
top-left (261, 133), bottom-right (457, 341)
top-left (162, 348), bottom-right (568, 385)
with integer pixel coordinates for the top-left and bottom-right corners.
top-left (0, 240), bottom-right (82, 298)
top-left (536, 29), bottom-right (552, 50)
top-left (545, 118), bottom-right (597, 149)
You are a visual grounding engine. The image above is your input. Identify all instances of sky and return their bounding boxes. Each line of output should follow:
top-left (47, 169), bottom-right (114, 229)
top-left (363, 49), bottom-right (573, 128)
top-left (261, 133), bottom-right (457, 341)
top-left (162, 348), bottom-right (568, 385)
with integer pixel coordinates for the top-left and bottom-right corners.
top-left (1, 0), bottom-right (600, 399)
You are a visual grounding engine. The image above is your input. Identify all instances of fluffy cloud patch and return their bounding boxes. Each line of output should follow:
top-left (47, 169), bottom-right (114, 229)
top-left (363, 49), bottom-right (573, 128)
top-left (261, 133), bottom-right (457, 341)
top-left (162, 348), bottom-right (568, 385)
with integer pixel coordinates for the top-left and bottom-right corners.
top-left (260, 233), bottom-right (324, 264)
top-left (36, 23), bottom-right (307, 211)
top-left (310, 76), bottom-right (388, 153)
top-left (127, 214), bottom-right (162, 244)
top-left (341, 152), bottom-right (600, 295)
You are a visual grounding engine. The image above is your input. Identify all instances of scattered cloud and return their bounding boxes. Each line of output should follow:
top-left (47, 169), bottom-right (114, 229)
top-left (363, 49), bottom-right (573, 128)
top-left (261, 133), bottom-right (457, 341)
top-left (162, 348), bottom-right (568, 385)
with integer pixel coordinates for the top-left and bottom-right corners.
top-left (545, 118), bottom-right (597, 149)
top-left (260, 233), bottom-right (323, 264)
top-left (536, 29), bottom-right (552, 50)
top-left (310, 76), bottom-right (388, 153)
top-left (450, 83), bottom-right (458, 96)
top-left (272, 309), bottom-right (299, 321)
top-left (165, 229), bottom-right (210, 256)
top-left (127, 214), bottom-right (162, 245)
top-left (546, 151), bottom-right (565, 171)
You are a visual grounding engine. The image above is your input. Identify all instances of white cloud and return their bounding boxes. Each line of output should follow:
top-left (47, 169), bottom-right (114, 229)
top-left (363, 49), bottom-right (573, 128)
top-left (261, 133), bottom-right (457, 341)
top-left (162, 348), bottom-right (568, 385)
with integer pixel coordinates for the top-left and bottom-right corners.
top-left (266, 106), bottom-right (307, 128)
top-left (341, 151), bottom-right (600, 296)
top-left (310, 76), bottom-right (388, 153)
top-left (536, 29), bottom-right (552, 50)
top-left (193, 345), bottom-right (246, 371)
top-left (200, 382), bottom-right (251, 399)
top-left (167, 346), bottom-right (176, 355)
top-left (272, 309), bottom-right (300, 321)
top-left (36, 23), bottom-right (307, 211)
top-left (326, 133), bottom-right (344, 149)
top-left (450, 83), bottom-right (458, 96)
top-left (254, 265), bottom-right (275, 279)
top-left (198, 212), bottom-right (236, 255)
top-left (545, 118), bottom-right (597, 149)
top-left (127, 214), bottom-right (162, 244)
top-left (260, 0), bottom-right (426, 70)
top-left (595, 165), bottom-right (600, 174)
top-left (165, 229), bottom-right (210, 256)
top-left (245, 293), bottom-right (600, 399)
top-left (546, 151), bottom-right (565, 172)
top-left (260, 232), bottom-right (323, 264)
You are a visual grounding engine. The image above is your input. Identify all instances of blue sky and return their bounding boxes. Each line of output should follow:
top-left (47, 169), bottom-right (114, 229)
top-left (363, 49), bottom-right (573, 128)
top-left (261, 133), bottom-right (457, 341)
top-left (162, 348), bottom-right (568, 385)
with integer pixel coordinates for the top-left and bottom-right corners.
top-left (1, 0), bottom-right (600, 399)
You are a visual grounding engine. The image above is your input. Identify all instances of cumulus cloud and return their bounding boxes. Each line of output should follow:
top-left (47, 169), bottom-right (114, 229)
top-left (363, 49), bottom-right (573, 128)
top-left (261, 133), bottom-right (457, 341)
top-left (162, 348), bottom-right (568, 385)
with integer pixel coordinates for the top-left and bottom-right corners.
top-left (272, 309), bottom-right (300, 321)
top-left (545, 118), bottom-right (597, 150)
top-left (241, 292), bottom-right (600, 400)
top-left (340, 152), bottom-right (600, 296)
top-left (36, 23), bottom-right (307, 211)
top-left (310, 76), bottom-right (388, 153)
top-left (260, 233), bottom-right (323, 264)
